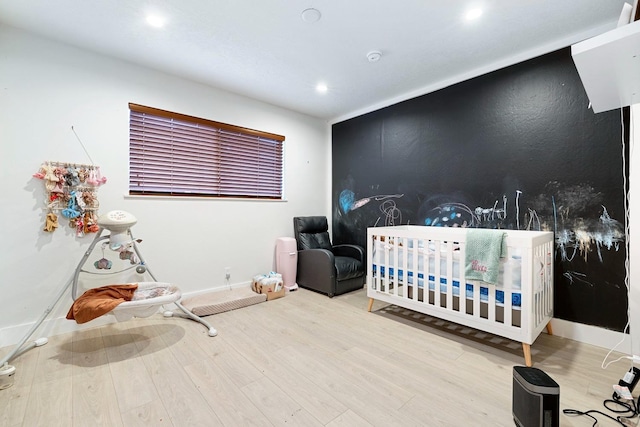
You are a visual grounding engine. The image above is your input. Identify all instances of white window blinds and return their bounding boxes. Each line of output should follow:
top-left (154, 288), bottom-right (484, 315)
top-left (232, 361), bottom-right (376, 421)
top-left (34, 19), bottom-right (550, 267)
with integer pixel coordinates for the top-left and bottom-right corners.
top-left (129, 103), bottom-right (285, 199)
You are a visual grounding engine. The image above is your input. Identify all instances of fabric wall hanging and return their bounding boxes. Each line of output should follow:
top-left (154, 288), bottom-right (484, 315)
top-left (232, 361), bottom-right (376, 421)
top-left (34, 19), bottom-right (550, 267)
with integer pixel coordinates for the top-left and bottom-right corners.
top-left (33, 161), bottom-right (107, 237)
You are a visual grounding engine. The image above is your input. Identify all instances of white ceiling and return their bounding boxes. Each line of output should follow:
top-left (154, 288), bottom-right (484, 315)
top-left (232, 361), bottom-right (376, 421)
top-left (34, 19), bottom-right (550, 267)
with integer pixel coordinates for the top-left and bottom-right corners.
top-left (0, 1), bottom-right (629, 123)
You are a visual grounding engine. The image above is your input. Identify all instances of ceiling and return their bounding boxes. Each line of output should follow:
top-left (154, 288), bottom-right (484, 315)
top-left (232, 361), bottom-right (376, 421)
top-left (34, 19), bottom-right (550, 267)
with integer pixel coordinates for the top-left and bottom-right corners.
top-left (0, 1), bottom-right (630, 123)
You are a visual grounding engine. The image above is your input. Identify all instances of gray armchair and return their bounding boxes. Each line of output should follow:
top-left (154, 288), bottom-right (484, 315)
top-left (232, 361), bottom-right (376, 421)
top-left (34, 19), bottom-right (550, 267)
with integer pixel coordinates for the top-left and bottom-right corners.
top-left (293, 216), bottom-right (365, 297)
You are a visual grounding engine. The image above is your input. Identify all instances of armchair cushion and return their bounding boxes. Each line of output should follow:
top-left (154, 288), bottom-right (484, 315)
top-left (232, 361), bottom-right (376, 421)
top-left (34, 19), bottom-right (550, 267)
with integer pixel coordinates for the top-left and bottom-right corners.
top-left (294, 216), bottom-right (333, 251)
top-left (298, 231), bottom-right (332, 251)
top-left (335, 256), bottom-right (362, 281)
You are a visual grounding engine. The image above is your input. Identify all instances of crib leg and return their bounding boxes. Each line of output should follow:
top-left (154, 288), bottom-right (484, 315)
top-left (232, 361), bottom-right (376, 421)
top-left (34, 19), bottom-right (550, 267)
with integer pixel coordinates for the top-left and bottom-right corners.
top-left (522, 343), bottom-right (532, 367)
top-left (545, 321), bottom-right (553, 336)
top-left (367, 298), bottom-right (374, 312)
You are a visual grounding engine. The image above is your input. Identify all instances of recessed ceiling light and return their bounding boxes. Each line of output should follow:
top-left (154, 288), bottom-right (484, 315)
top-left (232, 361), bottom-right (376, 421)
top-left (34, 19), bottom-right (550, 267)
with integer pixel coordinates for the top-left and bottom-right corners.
top-left (367, 51), bottom-right (382, 62)
top-left (146, 15), bottom-right (166, 28)
top-left (316, 83), bottom-right (328, 94)
top-left (302, 8), bottom-right (322, 23)
top-left (464, 8), bottom-right (483, 21)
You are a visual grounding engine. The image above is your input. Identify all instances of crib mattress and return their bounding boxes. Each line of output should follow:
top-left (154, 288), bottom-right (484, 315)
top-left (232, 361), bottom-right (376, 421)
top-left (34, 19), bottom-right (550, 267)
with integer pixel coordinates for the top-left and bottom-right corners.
top-left (372, 264), bottom-right (521, 308)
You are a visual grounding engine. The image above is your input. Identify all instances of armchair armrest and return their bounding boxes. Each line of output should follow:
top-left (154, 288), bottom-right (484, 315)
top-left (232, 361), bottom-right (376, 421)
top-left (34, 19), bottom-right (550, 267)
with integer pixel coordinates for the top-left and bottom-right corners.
top-left (297, 249), bottom-right (337, 296)
top-left (332, 244), bottom-right (364, 262)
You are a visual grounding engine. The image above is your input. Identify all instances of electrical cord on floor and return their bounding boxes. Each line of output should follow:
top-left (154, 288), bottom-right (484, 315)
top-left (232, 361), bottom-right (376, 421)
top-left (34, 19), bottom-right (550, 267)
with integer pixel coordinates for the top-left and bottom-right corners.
top-left (563, 409), bottom-right (626, 427)
top-left (604, 396), bottom-right (637, 416)
top-left (563, 395), bottom-right (638, 426)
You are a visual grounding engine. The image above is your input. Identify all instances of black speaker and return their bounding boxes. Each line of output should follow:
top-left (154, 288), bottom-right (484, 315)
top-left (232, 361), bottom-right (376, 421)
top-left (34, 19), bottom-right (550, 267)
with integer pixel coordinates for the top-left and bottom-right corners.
top-left (512, 366), bottom-right (560, 427)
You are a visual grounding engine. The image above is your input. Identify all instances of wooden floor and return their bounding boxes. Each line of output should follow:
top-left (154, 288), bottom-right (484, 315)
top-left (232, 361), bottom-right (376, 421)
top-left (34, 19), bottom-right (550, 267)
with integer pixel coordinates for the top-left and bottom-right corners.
top-left (0, 288), bottom-right (633, 426)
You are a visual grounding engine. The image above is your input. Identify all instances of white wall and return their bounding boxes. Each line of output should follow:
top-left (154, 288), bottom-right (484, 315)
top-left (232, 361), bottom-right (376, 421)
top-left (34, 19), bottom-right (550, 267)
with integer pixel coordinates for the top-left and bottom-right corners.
top-left (0, 25), bottom-right (331, 347)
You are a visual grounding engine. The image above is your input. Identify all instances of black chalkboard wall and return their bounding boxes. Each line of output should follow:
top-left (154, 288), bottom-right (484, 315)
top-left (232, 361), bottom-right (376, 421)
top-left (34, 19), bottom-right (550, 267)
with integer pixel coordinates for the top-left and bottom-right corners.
top-left (332, 47), bottom-right (629, 331)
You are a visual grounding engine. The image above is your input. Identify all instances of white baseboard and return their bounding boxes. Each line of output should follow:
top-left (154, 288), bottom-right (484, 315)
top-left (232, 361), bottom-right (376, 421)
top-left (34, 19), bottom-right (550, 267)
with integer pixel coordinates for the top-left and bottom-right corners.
top-left (549, 318), bottom-right (631, 354)
top-left (177, 281), bottom-right (252, 299)
top-left (0, 315), bottom-right (117, 351)
top-left (0, 281), bottom-right (253, 350)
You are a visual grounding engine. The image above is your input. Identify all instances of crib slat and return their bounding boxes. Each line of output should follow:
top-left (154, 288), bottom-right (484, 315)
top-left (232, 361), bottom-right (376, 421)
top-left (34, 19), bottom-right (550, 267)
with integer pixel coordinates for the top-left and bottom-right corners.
top-left (487, 284), bottom-right (495, 323)
top-left (410, 237), bottom-right (418, 301)
top-left (433, 240), bottom-right (442, 308)
top-left (445, 241), bottom-right (453, 311)
top-left (400, 236), bottom-right (407, 298)
top-left (504, 291), bottom-right (513, 327)
top-left (473, 281), bottom-right (481, 319)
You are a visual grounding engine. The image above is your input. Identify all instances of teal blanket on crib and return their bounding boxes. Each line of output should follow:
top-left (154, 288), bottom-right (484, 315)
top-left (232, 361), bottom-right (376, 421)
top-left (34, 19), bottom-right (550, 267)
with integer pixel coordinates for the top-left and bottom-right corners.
top-left (464, 229), bottom-right (506, 285)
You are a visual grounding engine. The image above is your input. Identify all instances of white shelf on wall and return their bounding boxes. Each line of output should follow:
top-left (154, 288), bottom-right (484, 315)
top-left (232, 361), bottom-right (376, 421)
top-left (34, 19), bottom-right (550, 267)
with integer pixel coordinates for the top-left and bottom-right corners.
top-left (571, 19), bottom-right (640, 113)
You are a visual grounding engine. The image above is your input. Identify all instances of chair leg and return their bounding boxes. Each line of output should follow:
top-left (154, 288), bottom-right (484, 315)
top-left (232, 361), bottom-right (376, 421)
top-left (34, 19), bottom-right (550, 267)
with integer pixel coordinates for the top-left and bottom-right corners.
top-left (367, 298), bottom-right (374, 312)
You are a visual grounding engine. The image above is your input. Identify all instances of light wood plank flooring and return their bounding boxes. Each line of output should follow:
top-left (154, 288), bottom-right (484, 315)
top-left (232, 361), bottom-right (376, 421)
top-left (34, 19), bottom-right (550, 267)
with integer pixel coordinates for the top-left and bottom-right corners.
top-left (0, 288), bottom-right (633, 426)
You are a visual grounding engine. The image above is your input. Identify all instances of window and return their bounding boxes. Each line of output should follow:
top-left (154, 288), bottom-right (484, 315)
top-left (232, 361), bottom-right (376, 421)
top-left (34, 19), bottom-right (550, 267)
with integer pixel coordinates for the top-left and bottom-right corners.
top-left (129, 103), bottom-right (285, 199)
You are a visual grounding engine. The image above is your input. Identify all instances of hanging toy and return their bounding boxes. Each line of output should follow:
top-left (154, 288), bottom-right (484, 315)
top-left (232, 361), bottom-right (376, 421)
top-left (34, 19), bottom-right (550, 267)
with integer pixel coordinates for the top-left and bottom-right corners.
top-left (78, 167), bottom-right (88, 183)
top-left (94, 258), bottom-right (112, 269)
top-left (59, 190), bottom-right (71, 203)
top-left (87, 212), bottom-right (100, 233)
top-left (36, 163), bottom-right (59, 192)
top-left (52, 180), bottom-right (64, 194)
top-left (32, 164), bottom-right (46, 179)
top-left (83, 212), bottom-right (99, 233)
top-left (83, 212), bottom-right (90, 234)
top-left (75, 215), bottom-right (85, 237)
top-left (87, 168), bottom-right (98, 186)
top-left (43, 212), bottom-right (59, 232)
top-left (82, 191), bottom-right (98, 209)
top-left (61, 191), bottom-right (81, 218)
top-left (95, 166), bottom-right (107, 185)
top-left (94, 245), bottom-right (112, 269)
top-left (47, 193), bottom-right (62, 210)
top-left (64, 166), bottom-right (80, 187)
top-left (118, 249), bottom-right (138, 264)
top-left (51, 166), bottom-right (66, 193)
top-left (87, 166), bottom-right (107, 186)
top-left (75, 192), bottom-right (86, 211)
top-left (118, 243), bottom-right (139, 265)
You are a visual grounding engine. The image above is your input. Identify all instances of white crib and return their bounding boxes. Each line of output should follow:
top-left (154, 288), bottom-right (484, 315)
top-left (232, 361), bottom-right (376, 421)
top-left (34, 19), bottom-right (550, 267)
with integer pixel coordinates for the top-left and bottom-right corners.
top-left (366, 225), bottom-right (554, 366)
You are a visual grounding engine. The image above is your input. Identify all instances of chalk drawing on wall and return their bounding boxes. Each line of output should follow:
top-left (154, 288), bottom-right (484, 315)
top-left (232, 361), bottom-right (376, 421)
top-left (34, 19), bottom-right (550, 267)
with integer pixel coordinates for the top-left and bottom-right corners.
top-left (338, 189), bottom-right (404, 227)
top-left (376, 198), bottom-right (404, 227)
top-left (339, 180), bottom-right (624, 268)
top-left (422, 194), bottom-right (510, 229)
top-left (562, 271), bottom-right (593, 286)
top-left (554, 205), bottom-right (624, 263)
top-left (416, 186), bottom-right (625, 265)
top-left (424, 203), bottom-right (475, 227)
top-left (541, 182), bottom-right (625, 264)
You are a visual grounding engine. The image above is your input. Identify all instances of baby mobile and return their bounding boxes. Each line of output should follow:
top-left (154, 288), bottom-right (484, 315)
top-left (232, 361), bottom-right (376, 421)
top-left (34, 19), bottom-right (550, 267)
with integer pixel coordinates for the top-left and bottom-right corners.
top-left (32, 127), bottom-right (107, 237)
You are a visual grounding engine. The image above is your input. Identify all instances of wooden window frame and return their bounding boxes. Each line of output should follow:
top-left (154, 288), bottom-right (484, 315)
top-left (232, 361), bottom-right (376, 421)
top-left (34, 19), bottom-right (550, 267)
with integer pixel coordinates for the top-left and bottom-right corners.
top-left (129, 103), bottom-right (285, 199)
